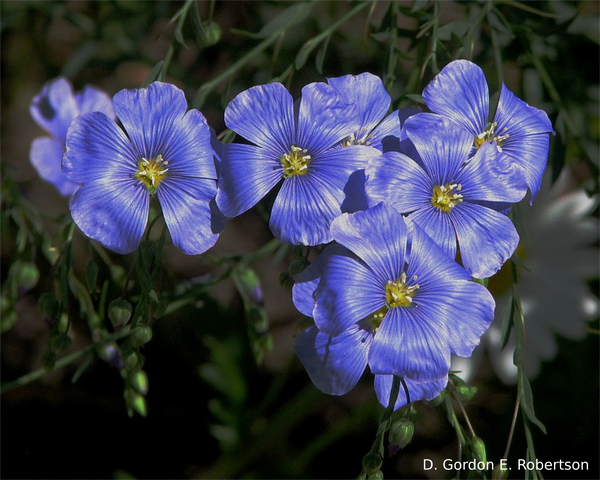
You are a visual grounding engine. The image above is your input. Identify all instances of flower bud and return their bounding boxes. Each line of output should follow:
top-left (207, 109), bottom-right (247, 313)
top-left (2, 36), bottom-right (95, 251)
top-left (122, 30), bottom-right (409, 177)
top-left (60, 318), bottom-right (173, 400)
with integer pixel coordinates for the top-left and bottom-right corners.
top-left (124, 353), bottom-right (139, 371)
top-left (362, 452), bottom-right (382, 476)
top-left (455, 385), bottom-right (477, 402)
top-left (368, 471), bottom-right (383, 480)
top-left (129, 370), bottom-right (149, 395)
top-left (15, 261), bottom-right (40, 292)
top-left (58, 313), bottom-right (69, 333)
top-left (1, 309), bottom-right (17, 333)
top-left (427, 391), bottom-right (445, 407)
top-left (110, 265), bottom-right (127, 289)
top-left (132, 325), bottom-right (152, 347)
top-left (49, 332), bottom-right (72, 352)
top-left (472, 435), bottom-right (487, 465)
top-left (492, 463), bottom-right (509, 480)
top-left (389, 418), bottom-right (415, 450)
top-left (203, 21), bottom-right (222, 46)
top-left (288, 258), bottom-right (310, 276)
top-left (125, 388), bottom-right (147, 417)
top-left (98, 343), bottom-right (124, 368)
top-left (108, 298), bottom-right (132, 330)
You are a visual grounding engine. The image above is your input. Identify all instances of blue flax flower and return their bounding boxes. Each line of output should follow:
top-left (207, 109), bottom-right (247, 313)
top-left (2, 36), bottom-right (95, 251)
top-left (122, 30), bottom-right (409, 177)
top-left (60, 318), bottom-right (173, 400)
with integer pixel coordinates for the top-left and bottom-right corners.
top-left (422, 59), bottom-right (554, 200)
top-left (30, 77), bottom-right (114, 196)
top-left (64, 82), bottom-right (219, 255)
top-left (293, 203), bottom-right (494, 397)
top-left (216, 82), bottom-right (379, 245)
top-left (366, 113), bottom-right (523, 278)
top-left (327, 72), bottom-right (401, 151)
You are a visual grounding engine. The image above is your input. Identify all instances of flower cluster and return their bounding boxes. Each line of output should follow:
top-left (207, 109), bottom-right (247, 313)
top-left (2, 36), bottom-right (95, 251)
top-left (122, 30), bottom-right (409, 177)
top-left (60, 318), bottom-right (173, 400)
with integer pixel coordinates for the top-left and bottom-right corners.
top-left (30, 60), bottom-right (554, 408)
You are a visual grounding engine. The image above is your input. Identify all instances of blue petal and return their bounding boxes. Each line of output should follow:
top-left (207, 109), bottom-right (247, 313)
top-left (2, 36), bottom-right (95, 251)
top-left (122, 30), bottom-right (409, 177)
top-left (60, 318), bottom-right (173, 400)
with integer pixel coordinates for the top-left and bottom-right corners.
top-left (159, 109), bottom-right (217, 180)
top-left (449, 203), bottom-right (519, 278)
top-left (224, 82), bottom-right (295, 154)
top-left (327, 72), bottom-right (391, 141)
top-left (29, 137), bottom-right (79, 196)
top-left (292, 244), bottom-right (348, 317)
top-left (330, 203), bottom-right (408, 282)
top-left (372, 110), bottom-right (401, 152)
top-left (422, 59), bottom-right (489, 136)
top-left (365, 151), bottom-right (433, 213)
top-left (64, 112), bottom-right (138, 184)
top-left (403, 113), bottom-right (473, 185)
top-left (70, 179), bottom-right (149, 254)
top-left (216, 143), bottom-right (282, 218)
top-left (295, 324), bottom-right (372, 396)
top-left (456, 142), bottom-right (525, 203)
top-left (341, 169), bottom-right (369, 214)
top-left (270, 145), bottom-right (377, 245)
top-left (112, 82), bottom-right (189, 160)
top-left (75, 86), bottom-right (115, 118)
top-left (369, 306), bottom-right (451, 381)
top-left (374, 375), bottom-right (447, 410)
top-left (406, 207), bottom-right (457, 259)
top-left (30, 77), bottom-right (78, 142)
top-left (494, 84), bottom-right (554, 200)
top-left (297, 82), bottom-right (359, 155)
top-left (158, 177), bottom-right (220, 255)
top-left (313, 250), bottom-right (385, 336)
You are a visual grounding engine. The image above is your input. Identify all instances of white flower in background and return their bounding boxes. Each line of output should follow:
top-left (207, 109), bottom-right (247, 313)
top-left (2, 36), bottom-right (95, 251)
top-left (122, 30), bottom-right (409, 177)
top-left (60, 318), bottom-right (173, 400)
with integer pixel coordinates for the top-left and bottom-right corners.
top-left (453, 170), bottom-right (599, 384)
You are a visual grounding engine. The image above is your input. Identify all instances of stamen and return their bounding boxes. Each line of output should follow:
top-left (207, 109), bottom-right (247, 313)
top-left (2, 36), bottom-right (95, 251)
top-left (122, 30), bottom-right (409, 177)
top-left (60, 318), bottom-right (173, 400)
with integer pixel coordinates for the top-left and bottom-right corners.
top-left (280, 145), bottom-right (311, 178)
top-left (135, 154), bottom-right (169, 195)
top-left (431, 183), bottom-right (463, 212)
top-left (474, 122), bottom-right (510, 150)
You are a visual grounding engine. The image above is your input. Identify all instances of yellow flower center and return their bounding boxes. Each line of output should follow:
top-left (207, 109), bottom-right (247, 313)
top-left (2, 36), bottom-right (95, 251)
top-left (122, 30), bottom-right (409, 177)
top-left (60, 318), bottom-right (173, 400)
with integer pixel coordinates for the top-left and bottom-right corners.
top-left (474, 122), bottom-right (510, 151)
top-left (431, 183), bottom-right (463, 213)
top-left (135, 154), bottom-right (169, 195)
top-left (280, 146), bottom-right (311, 178)
top-left (385, 272), bottom-right (420, 308)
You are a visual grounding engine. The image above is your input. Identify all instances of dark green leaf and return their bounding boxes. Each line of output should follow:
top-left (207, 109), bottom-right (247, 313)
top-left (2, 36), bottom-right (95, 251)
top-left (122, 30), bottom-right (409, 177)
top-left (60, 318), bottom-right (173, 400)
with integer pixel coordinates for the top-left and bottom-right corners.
top-left (499, 294), bottom-right (514, 350)
top-left (521, 376), bottom-right (547, 434)
top-left (315, 33), bottom-right (330, 74)
top-left (405, 93), bottom-right (424, 104)
top-left (411, 0), bottom-right (430, 13)
top-left (142, 61), bottom-right (165, 87)
top-left (234, 2), bottom-right (311, 40)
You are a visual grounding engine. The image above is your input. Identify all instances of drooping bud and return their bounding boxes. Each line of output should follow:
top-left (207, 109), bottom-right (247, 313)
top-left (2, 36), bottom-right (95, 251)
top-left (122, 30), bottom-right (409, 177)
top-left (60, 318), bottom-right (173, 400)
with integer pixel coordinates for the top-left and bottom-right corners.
top-left (132, 325), bottom-right (152, 347)
top-left (125, 388), bottom-right (147, 417)
top-left (362, 452), bottom-right (382, 476)
top-left (49, 332), bottom-right (72, 353)
top-left (368, 470), bottom-right (383, 480)
top-left (427, 391), bottom-right (445, 407)
top-left (98, 343), bottom-right (124, 369)
top-left (389, 418), bottom-right (415, 450)
top-left (454, 385), bottom-right (477, 402)
top-left (108, 298), bottom-right (132, 330)
top-left (124, 352), bottom-right (139, 371)
top-left (129, 370), bottom-right (149, 395)
top-left (14, 261), bottom-right (40, 292)
top-left (472, 435), bottom-right (487, 465)
top-left (492, 462), bottom-right (509, 480)
top-left (203, 21), bottom-right (222, 46)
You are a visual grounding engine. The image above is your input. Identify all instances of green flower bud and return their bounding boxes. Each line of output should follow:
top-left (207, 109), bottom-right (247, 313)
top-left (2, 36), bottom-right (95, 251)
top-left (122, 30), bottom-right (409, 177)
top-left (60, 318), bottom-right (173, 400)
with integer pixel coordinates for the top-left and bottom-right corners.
top-left (492, 463), bottom-right (509, 480)
top-left (0, 295), bottom-right (11, 315)
top-left (15, 262), bottom-right (40, 292)
top-left (362, 452), bottom-right (382, 476)
top-left (472, 436), bottom-right (487, 465)
top-left (125, 388), bottom-right (147, 417)
top-left (129, 370), bottom-right (149, 395)
top-left (368, 470), bottom-right (383, 480)
top-left (427, 391), bottom-right (445, 407)
top-left (49, 332), bottom-right (72, 352)
top-left (389, 418), bottom-right (415, 449)
top-left (1, 309), bottom-right (17, 333)
top-left (124, 353), bottom-right (139, 371)
top-left (108, 298), bottom-right (132, 330)
top-left (58, 313), bottom-right (69, 333)
top-left (132, 325), bottom-right (152, 347)
top-left (279, 272), bottom-right (293, 289)
top-left (203, 21), bottom-right (222, 46)
top-left (455, 385), bottom-right (477, 402)
top-left (110, 265), bottom-right (127, 289)
top-left (288, 258), bottom-right (310, 276)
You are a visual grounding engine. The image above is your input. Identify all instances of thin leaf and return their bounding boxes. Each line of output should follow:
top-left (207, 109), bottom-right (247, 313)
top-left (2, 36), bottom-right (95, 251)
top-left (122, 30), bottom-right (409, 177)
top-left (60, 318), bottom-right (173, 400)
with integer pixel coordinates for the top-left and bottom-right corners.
top-left (499, 294), bottom-right (515, 350)
top-left (520, 376), bottom-right (547, 434)
top-left (233, 3), bottom-right (312, 40)
top-left (315, 33), bottom-right (331, 75)
top-left (405, 93), bottom-right (425, 104)
top-left (142, 61), bottom-right (165, 88)
top-left (71, 356), bottom-right (93, 384)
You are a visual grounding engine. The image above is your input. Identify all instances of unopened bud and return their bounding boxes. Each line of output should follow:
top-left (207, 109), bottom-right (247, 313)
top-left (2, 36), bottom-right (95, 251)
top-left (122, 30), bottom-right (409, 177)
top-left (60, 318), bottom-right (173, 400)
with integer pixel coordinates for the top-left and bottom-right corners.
top-left (108, 298), bottom-right (132, 330)
top-left (455, 385), bottom-right (477, 402)
top-left (427, 391), bottom-right (445, 407)
top-left (124, 353), bottom-right (139, 371)
top-left (492, 462), bottom-right (509, 480)
top-left (15, 262), bottom-right (40, 292)
top-left (472, 436), bottom-right (487, 465)
top-left (288, 258), bottom-right (310, 276)
top-left (98, 343), bottom-right (124, 368)
top-left (389, 418), bottom-right (415, 450)
top-left (368, 471), bottom-right (383, 480)
top-left (49, 332), bottom-right (72, 352)
top-left (129, 370), bottom-right (149, 395)
top-left (110, 265), bottom-right (127, 288)
top-left (1, 309), bottom-right (17, 333)
top-left (132, 325), bottom-right (152, 347)
top-left (203, 21), bottom-right (222, 46)
top-left (362, 452), bottom-right (382, 476)
top-left (125, 389), bottom-right (147, 417)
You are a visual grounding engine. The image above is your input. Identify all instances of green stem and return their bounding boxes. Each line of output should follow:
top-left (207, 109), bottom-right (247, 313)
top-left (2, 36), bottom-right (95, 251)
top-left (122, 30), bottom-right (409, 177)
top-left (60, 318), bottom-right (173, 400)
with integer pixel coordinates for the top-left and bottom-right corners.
top-left (497, 0), bottom-right (558, 19)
